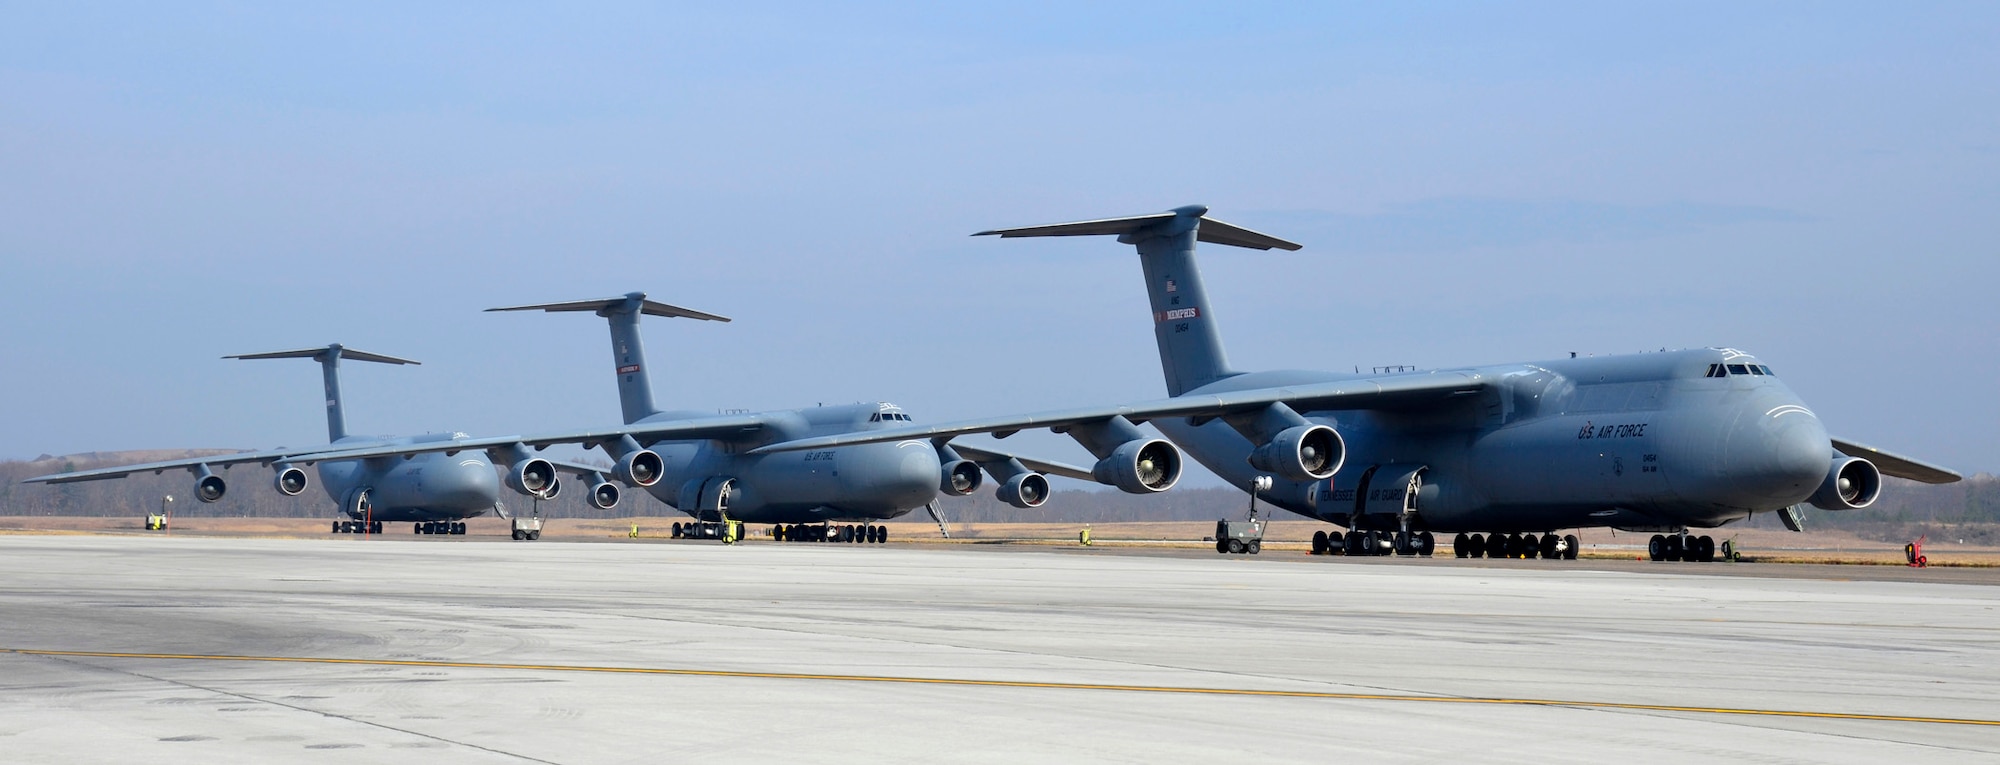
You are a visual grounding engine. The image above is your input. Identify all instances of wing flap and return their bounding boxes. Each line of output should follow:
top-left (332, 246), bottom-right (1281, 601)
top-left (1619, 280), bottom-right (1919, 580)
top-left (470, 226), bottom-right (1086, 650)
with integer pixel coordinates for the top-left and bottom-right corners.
top-left (19, 443), bottom-right (394, 484)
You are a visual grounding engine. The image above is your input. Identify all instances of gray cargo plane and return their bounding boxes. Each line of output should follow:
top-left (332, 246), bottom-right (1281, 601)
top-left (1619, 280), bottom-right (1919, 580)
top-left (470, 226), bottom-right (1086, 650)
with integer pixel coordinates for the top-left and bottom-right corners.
top-left (23, 344), bottom-right (620, 537)
top-left (281, 293), bottom-right (1147, 543)
top-left (751, 205), bottom-right (1962, 561)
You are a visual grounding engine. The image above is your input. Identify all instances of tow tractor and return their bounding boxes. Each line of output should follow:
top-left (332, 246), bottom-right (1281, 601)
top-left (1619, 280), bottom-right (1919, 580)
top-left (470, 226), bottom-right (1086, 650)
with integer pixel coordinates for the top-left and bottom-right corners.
top-left (1215, 476), bottom-right (1273, 555)
top-left (671, 516), bottom-right (742, 544)
top-left (498, 499), bottom-right (543, 541)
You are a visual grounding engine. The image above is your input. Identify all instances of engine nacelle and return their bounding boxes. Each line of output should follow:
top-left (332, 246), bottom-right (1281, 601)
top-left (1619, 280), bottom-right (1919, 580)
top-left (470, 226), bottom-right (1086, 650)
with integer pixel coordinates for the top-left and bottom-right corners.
top-left (940, 459), bottom-right (983, 496)
top-left (1809, 457), bottom-right (1881, 510)
top-left (194, 465), bottom-right (227, 503)
top-left (1247, 424), bottom-right (1344, 481)
top-left (272, 465), bottom-right (309, 496)
top-left (614, 449), bottom-right (665, 487)
top-left (588, 481), bottom-right (621, 511)
top-left (1091, 438), bottom-right (1182, 494)
top-left (996, 472), bottom-right (1050, 509)
top-left (506, 458), bottom-right (557, 498)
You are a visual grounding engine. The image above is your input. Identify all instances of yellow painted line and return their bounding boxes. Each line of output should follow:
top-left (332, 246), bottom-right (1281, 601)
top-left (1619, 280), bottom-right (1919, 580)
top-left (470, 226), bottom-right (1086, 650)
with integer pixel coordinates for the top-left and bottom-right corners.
top-left (8, 647), bottom-right (1996, 728)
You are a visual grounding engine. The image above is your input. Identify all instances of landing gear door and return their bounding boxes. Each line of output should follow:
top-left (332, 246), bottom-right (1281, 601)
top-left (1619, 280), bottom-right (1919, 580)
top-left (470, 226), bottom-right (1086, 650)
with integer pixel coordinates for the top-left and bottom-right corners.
top-left (1361, 464), bottom-right (1427, 519)
top-left (1314, 468), bottom-right (1369, 522)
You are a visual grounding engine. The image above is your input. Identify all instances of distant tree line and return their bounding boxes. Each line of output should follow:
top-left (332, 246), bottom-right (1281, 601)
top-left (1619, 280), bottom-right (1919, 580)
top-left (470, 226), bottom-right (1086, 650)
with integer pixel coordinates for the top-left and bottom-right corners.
top-left (3, 454), bottom-right (1993, 534)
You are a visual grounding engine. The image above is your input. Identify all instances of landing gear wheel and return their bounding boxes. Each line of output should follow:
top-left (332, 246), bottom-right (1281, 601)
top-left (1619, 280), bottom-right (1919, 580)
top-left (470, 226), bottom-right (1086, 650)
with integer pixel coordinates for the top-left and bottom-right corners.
top-left (1539, 534), bottom-right (1558, 560)
top-left (1454, 533), bottom-right (1470, 558)
top-left (1312, 530), bottom-right (1330, 555)
top-left (1648, 535), bottom-right (1667, 561)
top-left (1326, 531), bottom-right (1344, 555)
top-left (671, 522), bottom-right (684, 539)
top-left (332, 521), bottom-right (341, 534)
top-left (1665, 535), bottom-right (1686, 562)
top-left (1467, 533), bottom-right (1485, 559)
top-left (1392, 531), bottom-right (1411, 556)
top-left (877, 526), bottom-right (888, 544)
top-left (1563, 534), bottom-right (1580, 560)
top-left (1697, 535), bottom-right (1716, 562)
top-left (1417, 531), bottom-right (1435, 557)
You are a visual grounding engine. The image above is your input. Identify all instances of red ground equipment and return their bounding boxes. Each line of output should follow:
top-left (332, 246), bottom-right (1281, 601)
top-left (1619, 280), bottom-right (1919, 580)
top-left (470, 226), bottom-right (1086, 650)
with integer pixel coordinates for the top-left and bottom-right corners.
top-left (1905, 536), bottom-right (1928, 568)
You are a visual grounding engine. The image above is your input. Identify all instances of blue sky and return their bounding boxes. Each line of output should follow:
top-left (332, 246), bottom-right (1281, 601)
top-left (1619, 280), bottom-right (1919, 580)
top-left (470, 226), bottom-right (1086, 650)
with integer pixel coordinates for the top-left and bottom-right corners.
top-left (2, 2), bottom-right (1994, 484)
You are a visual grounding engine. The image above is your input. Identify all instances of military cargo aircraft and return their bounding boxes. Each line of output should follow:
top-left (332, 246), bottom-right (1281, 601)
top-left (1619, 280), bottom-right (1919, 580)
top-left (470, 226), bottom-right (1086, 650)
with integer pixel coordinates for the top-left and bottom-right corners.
top-left (23, 345), bottom-right (616, 538)
top-left (279, 293), bottom-right (1144, 543)
top-left (750, 205), bottom-right (1962, 561)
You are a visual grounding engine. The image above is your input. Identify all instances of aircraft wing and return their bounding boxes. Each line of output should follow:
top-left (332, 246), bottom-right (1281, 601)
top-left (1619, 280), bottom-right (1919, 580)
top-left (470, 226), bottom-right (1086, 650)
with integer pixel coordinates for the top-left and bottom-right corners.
top-left (546, 459), bottom-right (616, 478)
top-left (1832, 438), bottom-right (1962, 484)
top-left (948, 444), bottom-right (1094, 482)
top-left (750, 373), bottom-right (1488, 454)
top-left (279, 414), bottom-right (772, 464)
top-left (20, 443), bottom-right (395, 484)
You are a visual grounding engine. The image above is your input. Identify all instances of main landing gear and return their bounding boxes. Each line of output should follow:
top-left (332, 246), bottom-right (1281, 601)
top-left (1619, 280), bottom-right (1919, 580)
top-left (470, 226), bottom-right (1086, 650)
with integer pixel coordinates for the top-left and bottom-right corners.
top-left (332, 520), bottom-right (382, 535)
top-left (767, 523), bottom-right (888, 544)
top-left (1648, 534), bottom-right (1717, 562)
top-left (1453, 532), bottom-right (1579, 560)
top-left (415, 521), bottom-right (466, 536)
top-left (1308, 530), bottom-right (1436, 557)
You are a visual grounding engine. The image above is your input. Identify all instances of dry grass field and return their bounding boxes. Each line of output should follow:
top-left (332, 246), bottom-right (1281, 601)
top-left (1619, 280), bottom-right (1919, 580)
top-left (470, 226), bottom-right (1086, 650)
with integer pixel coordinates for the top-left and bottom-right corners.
top-left (5, 514), bottom-right (1997, 567)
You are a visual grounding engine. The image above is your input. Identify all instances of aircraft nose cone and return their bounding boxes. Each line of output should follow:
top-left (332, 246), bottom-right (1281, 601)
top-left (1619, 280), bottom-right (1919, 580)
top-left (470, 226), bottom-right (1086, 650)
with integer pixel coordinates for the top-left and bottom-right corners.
top-left (1725, 400), bottom-right (1830, 506)
top-left (437, 459), bottom-right (502, 508)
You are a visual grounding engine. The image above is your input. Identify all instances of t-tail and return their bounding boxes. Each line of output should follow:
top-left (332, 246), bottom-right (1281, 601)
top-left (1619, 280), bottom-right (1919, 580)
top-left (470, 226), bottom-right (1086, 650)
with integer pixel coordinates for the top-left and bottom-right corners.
top-left (975, 204), bottom-right (1300, 396)
top-left (225, 344), bottom-right (420, 442)
top-left (487, 292), bottom-right (730, 424)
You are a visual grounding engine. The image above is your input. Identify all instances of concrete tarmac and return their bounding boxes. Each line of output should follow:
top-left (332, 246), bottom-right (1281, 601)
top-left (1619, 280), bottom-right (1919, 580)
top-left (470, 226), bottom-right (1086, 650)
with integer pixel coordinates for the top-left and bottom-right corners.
top-left (1, 535), bottom-right (1995, 764)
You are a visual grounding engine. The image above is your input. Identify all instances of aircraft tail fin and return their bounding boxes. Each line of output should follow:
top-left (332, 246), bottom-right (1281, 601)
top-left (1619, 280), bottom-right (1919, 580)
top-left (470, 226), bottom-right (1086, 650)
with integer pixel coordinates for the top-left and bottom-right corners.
top-left (976, 205), bottom-right (1300, 396)
top-left (226, 345), bottom-right (420, 442)
top-left (488, 293), bottom-right (731, 425)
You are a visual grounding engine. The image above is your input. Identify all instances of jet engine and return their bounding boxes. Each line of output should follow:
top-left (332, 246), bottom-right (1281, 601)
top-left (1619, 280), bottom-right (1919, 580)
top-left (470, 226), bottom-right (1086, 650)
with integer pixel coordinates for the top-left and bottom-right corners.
top-left (272, 465), bottom-right (309, 496)
top-left (940, 459), bottom-right (983, 496)
top-left (588, 480), bottom-right (621, 511)
top-left (194, 465), bottom-right (227, 503)
top-left (1247, 424), bottom-right (1344, 482)
top-left (613, 449), bottom-right (665, 487)
top-left (1091, 438), bottom-right (1182, 494)
top-left (997, 472), bottom-right (1050, 509)
top-left (505, 458), bottom-right (558, 498)
top-left (1809, 457), bottom-right (1881, 510)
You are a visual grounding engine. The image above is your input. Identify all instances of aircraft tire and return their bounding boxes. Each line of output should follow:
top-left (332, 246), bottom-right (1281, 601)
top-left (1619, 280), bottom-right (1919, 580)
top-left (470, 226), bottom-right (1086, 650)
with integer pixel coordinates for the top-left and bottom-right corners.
top-left (1698, 536), bottom-right (1716, 562)
top-left (1665, 535), bottom-right (1685, 562)
top-left (1648, 535), bottom-right (1666, 561)
top-left (371, 521), bottom-right (382, 535)
top-left (1453, 533), bottom-right (1469, 558)
top-left (1312, 531), bottom-right (1329, 555)
top-left (877, 526), bottom-right (888, 544)
top-left (1563, 534), bottom-right (1580, 560)
top-left (1418, 532), bottom-right (1435, 556)
top-left (1326, 531), bottom-right (1343, 555)
top-left (1539, 534), bottom-right (1557, 559)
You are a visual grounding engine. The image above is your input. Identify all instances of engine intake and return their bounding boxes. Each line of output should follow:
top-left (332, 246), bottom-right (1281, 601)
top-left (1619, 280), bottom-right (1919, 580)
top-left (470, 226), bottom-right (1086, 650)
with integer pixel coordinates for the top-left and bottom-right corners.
top-left (1092, 439), bottom-right (1182, 494)
top-left (1247, 424), bottom-right (1344, 481)
top-left (940, 459), bottom-right (983, 496)
top-left (614, 449), bottom-right (664, 487)
top-left (1809, 457), bottom-right (1881, 510)
top-left (194, 468), bottom-right (228, 504)
top-left (589, 480), bottom-right (621, 510)
top-left (997, 472), bottom-right (1050, 509)
top-left (506, 458), bottom-right (558, 498)
top-left (272, 465), bottom-right (309, 496)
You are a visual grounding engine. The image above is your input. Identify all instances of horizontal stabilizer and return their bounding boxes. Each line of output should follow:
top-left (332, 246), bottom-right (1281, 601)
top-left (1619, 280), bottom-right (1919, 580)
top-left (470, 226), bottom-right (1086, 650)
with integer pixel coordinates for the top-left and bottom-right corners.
top-left (225, 346), bottom-right (419, 365)
top-left (1832, 438), bottom-right (1962, 484)
top-left (487, 292), bottom-right (730, 323)
top-left (974, 205), bottom-right (1302, 251)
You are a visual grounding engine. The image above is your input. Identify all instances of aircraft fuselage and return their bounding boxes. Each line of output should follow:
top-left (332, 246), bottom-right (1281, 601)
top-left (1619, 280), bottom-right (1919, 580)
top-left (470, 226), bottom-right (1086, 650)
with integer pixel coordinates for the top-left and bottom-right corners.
top-left (640, 403), bottom-right (940, 524)
top-left (316, 433), bottom-right (502, 522)
top-left (1169, 348), bottom-right (1829, 534)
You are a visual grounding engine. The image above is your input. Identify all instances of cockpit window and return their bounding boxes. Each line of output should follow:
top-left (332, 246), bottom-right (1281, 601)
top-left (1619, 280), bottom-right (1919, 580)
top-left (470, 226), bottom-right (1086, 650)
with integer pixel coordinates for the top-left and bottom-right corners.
top-left (1758, 365), bottom-right (1775, 376)
top-left (869, 413), bottom-right (881, 422)
top-left (1747, 365), bottom-right (1764, 375)
top-left (1726, 364), bottom-right (1750, 375)
top-left (1705, 364), bottom-right (1721, 377)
